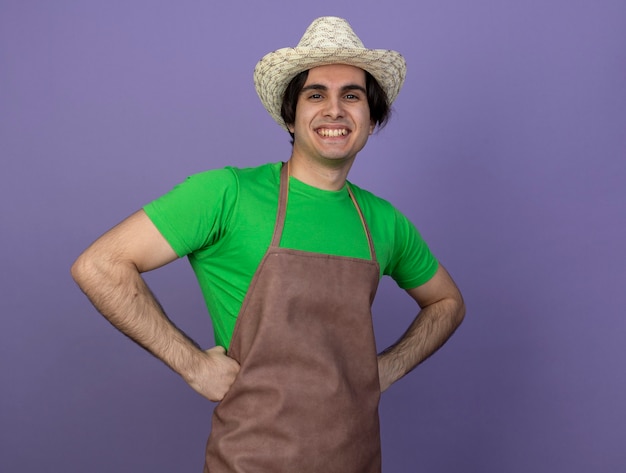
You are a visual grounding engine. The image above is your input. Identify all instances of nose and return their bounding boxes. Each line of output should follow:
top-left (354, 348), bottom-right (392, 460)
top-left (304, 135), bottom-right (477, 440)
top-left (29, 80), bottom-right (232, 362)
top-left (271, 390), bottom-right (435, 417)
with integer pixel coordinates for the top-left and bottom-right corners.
top-left (323, 95), bottom-right (344, 119)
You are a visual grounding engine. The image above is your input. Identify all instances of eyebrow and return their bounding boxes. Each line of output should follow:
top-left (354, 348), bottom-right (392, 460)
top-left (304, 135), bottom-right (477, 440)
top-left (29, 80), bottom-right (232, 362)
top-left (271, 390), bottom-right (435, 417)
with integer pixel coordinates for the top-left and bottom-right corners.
top-left (301, 84), bottom-right (367, 94)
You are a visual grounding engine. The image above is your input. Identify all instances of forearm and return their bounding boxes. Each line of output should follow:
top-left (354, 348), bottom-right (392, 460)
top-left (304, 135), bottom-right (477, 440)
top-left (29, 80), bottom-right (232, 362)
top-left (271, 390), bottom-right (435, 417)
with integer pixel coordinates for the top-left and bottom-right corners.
top-left (71, 253), bottom-right (203, 378)
top-left (378, 297), bottom-right (465, 391)
top-left (71, 211), bottom-right (240, 401)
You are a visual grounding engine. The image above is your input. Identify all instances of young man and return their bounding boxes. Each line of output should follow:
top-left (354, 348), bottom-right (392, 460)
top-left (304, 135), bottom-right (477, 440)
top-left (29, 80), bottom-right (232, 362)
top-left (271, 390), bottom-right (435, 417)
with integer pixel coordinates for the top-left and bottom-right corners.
top-left (72, 16), bottom-right (465, 473)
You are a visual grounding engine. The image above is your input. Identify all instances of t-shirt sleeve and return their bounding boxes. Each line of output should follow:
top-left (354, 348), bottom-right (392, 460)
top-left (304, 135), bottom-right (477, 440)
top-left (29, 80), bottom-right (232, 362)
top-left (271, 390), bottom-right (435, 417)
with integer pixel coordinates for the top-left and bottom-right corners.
top-left (386, 208), bottom-right (439, 290)
top-left (143, 167), bottom-right (238, 258)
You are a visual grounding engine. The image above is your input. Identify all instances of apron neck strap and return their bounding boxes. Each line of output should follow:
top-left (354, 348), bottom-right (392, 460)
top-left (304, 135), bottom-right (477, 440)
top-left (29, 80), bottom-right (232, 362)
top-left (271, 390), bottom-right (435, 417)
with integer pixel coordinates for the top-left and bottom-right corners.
top-left (346, 184), bottom-right (378, 262)
top-left (270, 162), bottom-right (291, 248)
top-left (270, 161), bottom-right (378, 262)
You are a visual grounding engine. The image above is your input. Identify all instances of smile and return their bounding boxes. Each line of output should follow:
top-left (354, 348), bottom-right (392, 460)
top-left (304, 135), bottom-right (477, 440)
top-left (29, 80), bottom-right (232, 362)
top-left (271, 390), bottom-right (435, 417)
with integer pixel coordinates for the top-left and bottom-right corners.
top-left (317, 128), bottom-right (349, 137)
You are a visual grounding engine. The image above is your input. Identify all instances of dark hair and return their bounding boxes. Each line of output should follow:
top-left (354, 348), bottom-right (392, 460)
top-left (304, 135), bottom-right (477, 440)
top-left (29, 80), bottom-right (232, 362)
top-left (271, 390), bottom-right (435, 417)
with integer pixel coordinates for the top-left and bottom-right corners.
top-left (280, 69), bottom-right (391, 144)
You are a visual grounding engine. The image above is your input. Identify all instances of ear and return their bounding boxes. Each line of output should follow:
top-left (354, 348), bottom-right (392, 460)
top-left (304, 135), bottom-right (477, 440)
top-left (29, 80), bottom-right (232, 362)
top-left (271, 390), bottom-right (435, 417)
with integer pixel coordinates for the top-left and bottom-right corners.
top-left (369, 120), bottom-right (375, 135)
top-left (287, 123), bottom-right (295, 133)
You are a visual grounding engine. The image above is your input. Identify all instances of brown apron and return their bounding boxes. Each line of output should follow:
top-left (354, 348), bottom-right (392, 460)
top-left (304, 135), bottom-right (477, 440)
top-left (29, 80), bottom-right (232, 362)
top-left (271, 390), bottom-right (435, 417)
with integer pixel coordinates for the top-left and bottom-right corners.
top-left (204, 163), bottom-right (382, 473)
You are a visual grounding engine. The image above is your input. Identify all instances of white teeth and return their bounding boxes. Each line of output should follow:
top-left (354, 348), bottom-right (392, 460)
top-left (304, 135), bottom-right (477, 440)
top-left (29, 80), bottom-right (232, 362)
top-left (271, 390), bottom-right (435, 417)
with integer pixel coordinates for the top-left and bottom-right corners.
top-left (318, 129), bottom-right (348, 137)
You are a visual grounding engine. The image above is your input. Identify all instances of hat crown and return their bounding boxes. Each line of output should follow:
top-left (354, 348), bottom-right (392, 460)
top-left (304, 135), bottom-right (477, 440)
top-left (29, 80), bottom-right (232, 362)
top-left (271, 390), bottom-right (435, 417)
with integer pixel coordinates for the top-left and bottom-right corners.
top-left (297, 17), bottom-right (365, 49)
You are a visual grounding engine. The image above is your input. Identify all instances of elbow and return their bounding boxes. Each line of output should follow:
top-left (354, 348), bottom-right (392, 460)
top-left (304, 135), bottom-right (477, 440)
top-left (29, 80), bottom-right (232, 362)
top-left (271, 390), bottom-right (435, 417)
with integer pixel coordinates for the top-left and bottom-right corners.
top-left (71, 247), bottom-right (109, 291)
top-left (71, 246), bottom-right (136, 294)
top-left (456, 299), bottom-right (466, 327)
top-left (70, 251), bottom-right (93, 289)
top-left (453, 293), bottom-right (466, 328)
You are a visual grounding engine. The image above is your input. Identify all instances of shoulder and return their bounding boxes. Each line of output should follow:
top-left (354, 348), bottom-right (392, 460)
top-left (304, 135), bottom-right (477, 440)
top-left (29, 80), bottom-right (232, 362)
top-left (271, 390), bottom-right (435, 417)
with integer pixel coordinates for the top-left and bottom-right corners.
top-left (347, 181), bottom-right (402, 220)
top-left (142, 163), bottom-right (280, 256)
top-left (164, 166), bottom-right (238, 198)
top-left (231, 161), bottom-right (282, 181)
top-left (348, 181), bottom-right (437, 285)
top-left (169, 162), bottom-right (281, 197)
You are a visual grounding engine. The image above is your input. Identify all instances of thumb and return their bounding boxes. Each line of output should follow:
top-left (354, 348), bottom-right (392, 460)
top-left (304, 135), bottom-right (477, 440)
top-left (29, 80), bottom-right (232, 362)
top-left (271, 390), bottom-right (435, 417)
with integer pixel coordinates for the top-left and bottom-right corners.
top-left (206, 345), bottom-right (226, 356)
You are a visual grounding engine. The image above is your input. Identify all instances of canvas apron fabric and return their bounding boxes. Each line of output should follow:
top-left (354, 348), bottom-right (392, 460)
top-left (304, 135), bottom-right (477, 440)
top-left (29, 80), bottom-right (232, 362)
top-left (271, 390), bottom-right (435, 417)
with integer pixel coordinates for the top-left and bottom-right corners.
top-left (204, 163), bottom-right (382, 472)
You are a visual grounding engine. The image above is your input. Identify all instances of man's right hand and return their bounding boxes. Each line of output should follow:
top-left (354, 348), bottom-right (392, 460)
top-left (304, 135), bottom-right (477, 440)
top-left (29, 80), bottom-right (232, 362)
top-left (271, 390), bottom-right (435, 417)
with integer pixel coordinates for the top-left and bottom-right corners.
top-left (184, 346), bottom-right (241, 402)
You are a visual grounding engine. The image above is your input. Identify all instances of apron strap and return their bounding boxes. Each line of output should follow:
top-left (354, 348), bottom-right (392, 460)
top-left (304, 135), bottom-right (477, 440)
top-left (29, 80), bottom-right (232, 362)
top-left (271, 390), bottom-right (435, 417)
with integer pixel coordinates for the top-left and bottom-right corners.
top-left (347, 184), bottom-right (378, 262)
top-left (269, 162), bottom-right (290, 248)
top-left (270, 161), bottom-right (378, 263)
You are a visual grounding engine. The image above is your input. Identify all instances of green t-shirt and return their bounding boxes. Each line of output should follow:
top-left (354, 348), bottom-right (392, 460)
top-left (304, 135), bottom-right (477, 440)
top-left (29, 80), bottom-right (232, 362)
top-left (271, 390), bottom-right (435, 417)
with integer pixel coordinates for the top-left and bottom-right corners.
top-left (144, 162), bottom-right (438, 348)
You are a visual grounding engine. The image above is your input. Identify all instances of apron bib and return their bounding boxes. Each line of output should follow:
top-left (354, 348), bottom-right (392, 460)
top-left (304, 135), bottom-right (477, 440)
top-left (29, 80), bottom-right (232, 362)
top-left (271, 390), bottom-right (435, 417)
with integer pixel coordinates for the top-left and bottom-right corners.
top-left (204, 163), bottom-right (382, 472)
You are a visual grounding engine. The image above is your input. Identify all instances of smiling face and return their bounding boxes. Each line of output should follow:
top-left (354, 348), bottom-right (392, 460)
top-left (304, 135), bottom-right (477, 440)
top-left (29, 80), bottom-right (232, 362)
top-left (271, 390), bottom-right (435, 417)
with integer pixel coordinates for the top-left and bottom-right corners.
top-left (287, 64), bottom-right (375, 168)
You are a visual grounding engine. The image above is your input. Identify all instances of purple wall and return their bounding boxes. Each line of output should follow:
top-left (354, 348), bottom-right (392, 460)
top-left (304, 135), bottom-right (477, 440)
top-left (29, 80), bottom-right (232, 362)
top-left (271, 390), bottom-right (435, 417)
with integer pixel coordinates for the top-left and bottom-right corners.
top-left (2, 1), bottom-right (625, 471)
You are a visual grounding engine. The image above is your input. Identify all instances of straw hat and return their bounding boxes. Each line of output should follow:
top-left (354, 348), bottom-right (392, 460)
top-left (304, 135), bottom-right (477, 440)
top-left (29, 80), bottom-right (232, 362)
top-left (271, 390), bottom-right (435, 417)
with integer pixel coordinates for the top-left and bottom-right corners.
top-left (254, 16), bottom-right (407, 130)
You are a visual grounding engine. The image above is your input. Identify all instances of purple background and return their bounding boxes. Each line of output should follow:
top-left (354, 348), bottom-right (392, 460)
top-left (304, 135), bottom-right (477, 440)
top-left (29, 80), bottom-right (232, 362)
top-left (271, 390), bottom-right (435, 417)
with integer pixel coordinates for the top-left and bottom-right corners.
top-left (2, 1), bottom-right (625, 471)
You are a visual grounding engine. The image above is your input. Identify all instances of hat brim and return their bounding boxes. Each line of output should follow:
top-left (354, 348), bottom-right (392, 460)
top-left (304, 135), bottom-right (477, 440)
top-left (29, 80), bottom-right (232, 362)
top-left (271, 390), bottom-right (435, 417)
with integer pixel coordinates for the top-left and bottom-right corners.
top-left (254, 47), bottom-right (406, 130)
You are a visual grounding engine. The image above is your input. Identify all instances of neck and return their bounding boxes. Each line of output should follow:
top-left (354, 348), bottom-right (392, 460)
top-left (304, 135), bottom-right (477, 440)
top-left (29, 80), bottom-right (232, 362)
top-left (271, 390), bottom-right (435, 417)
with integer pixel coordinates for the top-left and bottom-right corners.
top-left (287, 154), bottom-right (355, 191)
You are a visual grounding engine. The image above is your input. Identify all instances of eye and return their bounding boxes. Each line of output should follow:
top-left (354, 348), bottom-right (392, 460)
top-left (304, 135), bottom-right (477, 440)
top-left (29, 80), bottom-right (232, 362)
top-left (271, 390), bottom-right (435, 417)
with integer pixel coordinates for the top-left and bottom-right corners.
top-left (345, 93), bottom-right (360, 100)
top-left (309, 93), bottom-right (323, 100)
